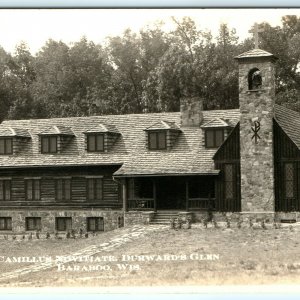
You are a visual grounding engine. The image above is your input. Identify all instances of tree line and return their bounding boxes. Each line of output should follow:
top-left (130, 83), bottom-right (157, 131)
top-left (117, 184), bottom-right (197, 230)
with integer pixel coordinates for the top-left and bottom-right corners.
top-left (1, 15), bottom-right (300, 122)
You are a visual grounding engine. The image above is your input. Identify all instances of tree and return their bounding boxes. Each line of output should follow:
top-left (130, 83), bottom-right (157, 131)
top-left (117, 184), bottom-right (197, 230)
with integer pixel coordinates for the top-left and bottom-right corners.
top-left (0, 47), bottom-right (15, 122)
top-left (106, 29), bottom-right (145, 113)
top-left (7, 42), bottom-right (36, 119)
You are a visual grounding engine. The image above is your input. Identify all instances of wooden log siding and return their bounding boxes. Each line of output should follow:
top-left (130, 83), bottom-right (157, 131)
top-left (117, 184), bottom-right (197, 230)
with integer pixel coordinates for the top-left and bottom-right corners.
top-left (0, 166), bottom-right (122, 208)
top-left (166, 130), bottom-right (180, 150)
top-left (213, 123), bottom-right (241, 212)
top-left (13, 137), bottom-right (31, 154)
top-left (106, 133), bottom-right (119, 152)
top-left (273, 120), bottom-right (300, 212)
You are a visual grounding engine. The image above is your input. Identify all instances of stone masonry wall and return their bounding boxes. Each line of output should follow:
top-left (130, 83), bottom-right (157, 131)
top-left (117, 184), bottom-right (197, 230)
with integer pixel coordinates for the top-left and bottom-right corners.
top-left (124, 211), bottom-right (154, 226)
top-left (239, 59), bottom-right (276, 212)
top-left (180, 97), bottom-right (203, 127)
top-left (0, 209), bottom-right (124, 234)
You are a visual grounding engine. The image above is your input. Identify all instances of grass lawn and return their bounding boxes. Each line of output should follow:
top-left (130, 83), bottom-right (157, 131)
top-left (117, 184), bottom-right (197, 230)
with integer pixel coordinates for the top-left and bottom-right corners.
top-left (0, 223), bottom-right (300, 287)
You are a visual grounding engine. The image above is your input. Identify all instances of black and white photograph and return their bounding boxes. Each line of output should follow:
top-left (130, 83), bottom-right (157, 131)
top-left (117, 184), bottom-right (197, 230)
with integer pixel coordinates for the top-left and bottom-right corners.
top-left (0, 8), bottom-right (299, 289)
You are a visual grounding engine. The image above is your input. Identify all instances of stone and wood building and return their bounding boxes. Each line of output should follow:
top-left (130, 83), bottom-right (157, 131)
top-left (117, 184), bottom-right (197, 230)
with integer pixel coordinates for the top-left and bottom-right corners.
top-left (0, 47), bottom-right (300, 233)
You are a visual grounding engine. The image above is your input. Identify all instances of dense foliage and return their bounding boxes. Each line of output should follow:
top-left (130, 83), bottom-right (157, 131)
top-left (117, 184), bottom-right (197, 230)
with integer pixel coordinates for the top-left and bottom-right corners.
top-left (1, 15), bottom-right (300, 122)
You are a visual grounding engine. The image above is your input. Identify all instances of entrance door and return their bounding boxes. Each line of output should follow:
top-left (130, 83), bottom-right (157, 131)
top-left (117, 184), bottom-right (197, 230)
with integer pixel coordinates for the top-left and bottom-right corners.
top-left (156, 177), bottom-right (186, 210)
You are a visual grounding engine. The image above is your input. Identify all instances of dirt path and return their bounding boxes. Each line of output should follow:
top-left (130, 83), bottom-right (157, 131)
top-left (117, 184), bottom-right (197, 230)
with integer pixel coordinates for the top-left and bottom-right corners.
top-left (0, 225), bottom-right (167, 282)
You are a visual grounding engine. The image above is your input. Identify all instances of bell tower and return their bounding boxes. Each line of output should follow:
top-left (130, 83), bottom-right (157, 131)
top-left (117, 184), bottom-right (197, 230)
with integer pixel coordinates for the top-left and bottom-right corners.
top-left (235, 48), bottom-right (278, 214)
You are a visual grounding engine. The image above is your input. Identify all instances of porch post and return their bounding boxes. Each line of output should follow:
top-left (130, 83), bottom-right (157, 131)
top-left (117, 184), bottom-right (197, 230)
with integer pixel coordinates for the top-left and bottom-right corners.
top-left (153, 179), bottom-right (157, 212)
top-left (185, 179), bottom-right (189, 211)
top-left (122, 178), bottom-right (128, 212)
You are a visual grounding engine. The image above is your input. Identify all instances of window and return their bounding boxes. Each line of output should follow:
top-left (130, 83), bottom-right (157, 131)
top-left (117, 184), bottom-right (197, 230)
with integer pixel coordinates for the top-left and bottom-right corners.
top-left (0, 138), bottom-right (12, 155)
top-left (26, 217), bottom-right (41, 231)
top-left (205, 129), bottom-right (224, 148)
top-left (87, 134), bottom-right (104, 152)
top-left (0, 217), bottom-right (12, 230)
top-left (87, 217), bottom-right (104, 232)
top-left (25, 179), bottom-right (40, 201)
top-left (87, 178), bottom-right (103, 201)
top-left (41, 136), bottom-right (57, 153)
top-left (224, 164), bottom-right (234, 200)
top-left (55, 179), bottom-right (71, 201)
top-left (0, 180), bottom-right (11, 201)
top-left (284, 163), bottom-right (294, 198)
top-left (56, 217), bottom-right (72, 231)
top-left (148, 131), bottom-right (166, 150)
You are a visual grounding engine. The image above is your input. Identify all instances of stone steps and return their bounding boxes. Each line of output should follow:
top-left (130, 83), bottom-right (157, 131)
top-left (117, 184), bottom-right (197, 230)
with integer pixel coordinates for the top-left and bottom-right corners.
top-left (149, 212), bottom-right (180, 225)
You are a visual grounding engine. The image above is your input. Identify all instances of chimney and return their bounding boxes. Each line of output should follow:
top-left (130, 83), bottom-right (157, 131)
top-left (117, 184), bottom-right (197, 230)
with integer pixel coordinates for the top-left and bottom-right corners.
top-left (180, 97), bottom-right (203, 127)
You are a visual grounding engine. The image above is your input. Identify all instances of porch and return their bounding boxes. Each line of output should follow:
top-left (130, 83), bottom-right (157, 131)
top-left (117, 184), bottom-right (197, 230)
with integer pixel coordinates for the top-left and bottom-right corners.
top-left (121, 176), bottom-right (216, 212)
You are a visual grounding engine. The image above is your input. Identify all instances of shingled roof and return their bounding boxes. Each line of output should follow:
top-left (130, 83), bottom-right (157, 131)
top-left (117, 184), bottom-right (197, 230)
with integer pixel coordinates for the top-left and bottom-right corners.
top-left (0, 109), bottom-right (240, 176)
top-left (274, 104), bottom-right (300, 149)
top-left (83, 124), bottom-right (120, 135)
top-left (39, 125), bottom-right (74, 136)
top-left (145, 120), bottom-right (181, 131)
top-left (0, 104), bottom-right (298, 176)
top-left (201, 118), bottom-right (232, 128)
top-left (235, 48), bottom-right (278, 60)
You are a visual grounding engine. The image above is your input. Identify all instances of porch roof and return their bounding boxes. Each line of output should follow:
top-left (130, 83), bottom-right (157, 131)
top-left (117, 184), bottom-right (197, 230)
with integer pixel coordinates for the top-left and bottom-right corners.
top-left (113, 168), bottom-right (220, 177)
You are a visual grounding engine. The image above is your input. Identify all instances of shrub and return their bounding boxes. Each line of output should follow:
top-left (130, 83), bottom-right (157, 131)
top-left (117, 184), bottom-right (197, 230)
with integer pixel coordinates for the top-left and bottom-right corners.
top-left (237, 219), bottom-right (242, 229)
top-left (225, 217), bottom-right (231, 228)
top-left (249, 219), bottom-right (253, 228)
top-left (213, 219), bottom-right (218, 228)
top-left (261, 220), bottom-right (266, 230)
top-left (170, 218), bottom-right (175, 230)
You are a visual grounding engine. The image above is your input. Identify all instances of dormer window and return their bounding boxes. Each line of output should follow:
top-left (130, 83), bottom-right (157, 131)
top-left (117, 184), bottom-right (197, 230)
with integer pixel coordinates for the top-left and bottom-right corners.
top-left (41, 136), bottom-right (57, 153)
top-left (201, 118), bottom-right (233, 149)
top-left (38, 126), bottom-right (74, 154)
top-left (145, 120), bottom-right (181, 151)
top-left (205, 129), bottom-right (224, 148)
top-left (84, 124), bottom-right (120, 153)
top-left (0, 127), bottom-right (31, 155)
top-left (149, 131), bottom-right (166, 150)
top-left (87, 134), bottom-right (104, 152)
top-left (0, 138), bottom-right (12, 155)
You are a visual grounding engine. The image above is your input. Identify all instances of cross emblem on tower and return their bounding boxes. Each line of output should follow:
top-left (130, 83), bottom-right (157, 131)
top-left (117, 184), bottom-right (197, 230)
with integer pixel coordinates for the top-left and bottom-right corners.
top-left (249, 23), bottom-right (264, 49)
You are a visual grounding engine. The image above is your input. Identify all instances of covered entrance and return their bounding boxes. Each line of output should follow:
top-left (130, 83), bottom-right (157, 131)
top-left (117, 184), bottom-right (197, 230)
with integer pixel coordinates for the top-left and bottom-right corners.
top-left (156, 177), bottom-right (186, 210)
top-left (124, 176), bottom-right (216, 211)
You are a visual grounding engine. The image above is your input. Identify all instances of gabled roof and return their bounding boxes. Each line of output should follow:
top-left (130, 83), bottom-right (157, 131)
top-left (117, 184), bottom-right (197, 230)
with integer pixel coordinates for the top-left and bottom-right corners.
top-left (145, 120), bottom-right (181, 131)
top-left (235, 48), bottom-right (278, 60)
top-left (84, 124), bottom-right (120, 135)
top-left (39, 125), bottom-right (74, 136)
top-left (0, 127), bottom-right (31, 138)
top-left (201, 118), bottom-right (232, 128)
top-left (1, 105), bottom-right (297, 176)
top-left (0, 109), bottom-right (240, 175)
top-left (275, 104), bottom-right (300, 149)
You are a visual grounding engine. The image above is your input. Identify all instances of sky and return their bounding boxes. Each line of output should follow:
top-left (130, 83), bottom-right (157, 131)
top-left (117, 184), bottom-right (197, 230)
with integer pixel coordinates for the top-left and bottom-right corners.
top-left (0, 8), bottom-right (300, 55)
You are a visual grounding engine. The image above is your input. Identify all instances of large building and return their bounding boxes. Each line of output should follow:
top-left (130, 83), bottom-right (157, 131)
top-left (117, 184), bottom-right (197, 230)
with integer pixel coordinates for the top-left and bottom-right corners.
top-left (0, 48), bottom-right (299, 233)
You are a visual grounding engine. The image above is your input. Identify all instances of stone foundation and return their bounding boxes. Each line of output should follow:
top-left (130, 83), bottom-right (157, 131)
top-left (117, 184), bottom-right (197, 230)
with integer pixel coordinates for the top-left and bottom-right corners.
top-left (193, 211), bottom-right (277, 223)
top-left (124, 211), bottom-right (154, 226)
top-left (0, 209), bottom-right (124, 234)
